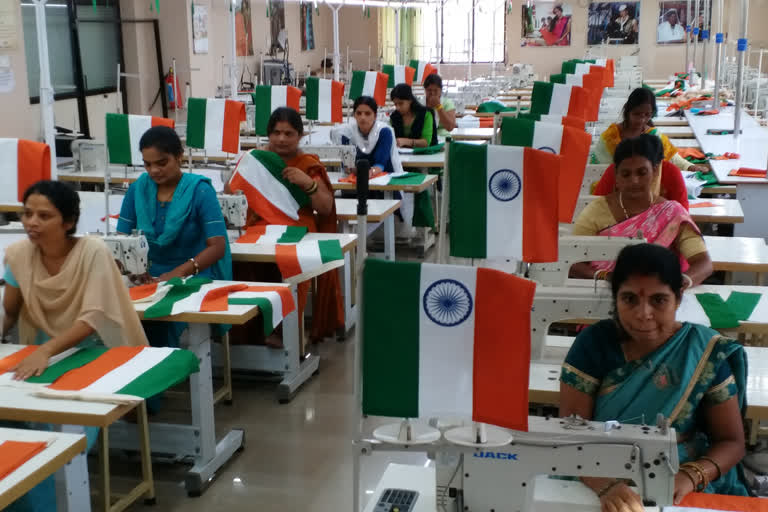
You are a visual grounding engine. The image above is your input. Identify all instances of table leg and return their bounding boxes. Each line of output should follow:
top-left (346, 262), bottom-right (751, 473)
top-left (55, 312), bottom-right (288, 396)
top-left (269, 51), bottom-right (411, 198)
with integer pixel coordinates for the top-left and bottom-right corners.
top-left (98, 427), bottom-right (111, 512)
top-left (276, 287), bottom-right (319, 403)
top-left (384, 214), bottom-right (395, 261)
top-left (213, 333), bottom-right (233, 405)
top-left (57, 425), bottom-right (92, 512)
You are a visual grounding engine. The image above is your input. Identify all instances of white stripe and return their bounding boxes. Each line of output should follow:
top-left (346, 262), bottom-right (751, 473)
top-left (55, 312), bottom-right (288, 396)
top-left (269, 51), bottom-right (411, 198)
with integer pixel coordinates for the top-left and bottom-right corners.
top-left (747, 294), bottom-right (768, 322)
top-left (296, 241), bottom-right (323, 273)
top-left (676, 293), bottom-right (714, 326)
top-left (81, 347), bottom-right (176, 394)
top-left (317, 79), bottom-right (332, 122)
top-left (270, 86), bottom-right (289, 113)
top-left (564, 74), bottom-right (584, 86)
top-left (532, 121), bottom-right (563, 154)
top-left (574, 63), bottom-right (591, 76)
top-left (362, 72), bottom-right (378, 97)
top-left (257, 225), bottom-right (290, 244)
top-left (418, 62), bottom-right (427, 82)
top-left (418, 263), bottom-right (477, 418)
top-left (0, 139), bottom-right (19, 204)
top-left (394, 65), bottom-right (405, 85)
top-left (549, 83), bottom-right (573, 116)
top-left (203, 99), bottom-right (226, 152)
top-left (48, 347), bottom-right (81, 366)
top-left (127, 115), bottom-right (153, 166)
top-left (169, 284), bottom-right (210, 316)
top-left (229, 290), bottom-right (284, 329)
top-left (235, 152), bottom-right (301, 220)
top-left (486, 146), bottom-right (525, 259)
top-left (539, 114), bottom-right (564, 124)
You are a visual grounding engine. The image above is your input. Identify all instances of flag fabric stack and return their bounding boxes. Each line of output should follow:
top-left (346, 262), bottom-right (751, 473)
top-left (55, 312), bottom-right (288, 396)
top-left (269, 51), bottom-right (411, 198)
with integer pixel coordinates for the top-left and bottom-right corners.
top-left (448, 142), bottom-right (560, 262)
top-left (252, 85), bottom-right (302, 136)
top-left (500, 118), bottom-right (591, 223)
top-left (229, 149), bottom-right (310, 225)
top-left (339, 171), bottom-right (429, 187)
top-left (382, 64), bottom-right (415, 87)
top-left (275, 240), bottom-right (344, 279)
top-left (105, 114), bottom-right (175, 166)
top-left (530, 81), bottom-right (590, 120)
top-left (348, 71), bottom-right (389, 106)
top-left (236, 225), bottom-right (308, 244)
top-left (0, 138), bottom-right (51, 203)
top-left (517, 112), bottom-right (586, 131)
top-left (562, 59), bottom-right (614, 88)
top-left (186, 98), bottom-right (246, 153)
top-left (0, 440), bottom-right (47, 480)
top-left (362, 259), bottom-right (535, 432)
top-left (305, 77), bottom-right (345, 123)
top-left (409, 60), bottom-right (438, 84)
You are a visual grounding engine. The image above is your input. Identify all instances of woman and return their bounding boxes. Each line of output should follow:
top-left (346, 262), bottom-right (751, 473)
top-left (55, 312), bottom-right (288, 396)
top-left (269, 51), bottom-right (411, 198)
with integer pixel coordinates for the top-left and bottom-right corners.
top-left (570, 134), bottom-right (712, 287)
top-left (3, 181), bottom-right (148, 512)
top-left (117, 125), bottom-right (231, 347)
top-left (424, 73), bottom-right (457, 136)
top-left (593, 87), bottom-right (708, 173)
top-left (611, 4), bottom-right (638, 44)
top-left (390, 84), bottom-right (438, 148)
top-left (231, 107), bottom-right (342, 340)
top-left (545, 5), bottom-right (571, 46)
top-left (561, 243), bottom-right (749, 510)
top-left (594, 160), bottom-right (689, 209)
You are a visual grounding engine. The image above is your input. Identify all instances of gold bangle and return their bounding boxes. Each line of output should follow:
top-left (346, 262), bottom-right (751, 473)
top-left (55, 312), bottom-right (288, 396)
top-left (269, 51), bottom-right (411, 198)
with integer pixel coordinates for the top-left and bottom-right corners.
top-left (682, 462), bottom-right (709, 491)
top-left (304, 181), bottom-right (319, 195)
top-left (679, 467), bottom-right (698, 489)
top-left (188, 258), bottom-right (199, 276)
top-left (699, 456), bottom-right (722, 480)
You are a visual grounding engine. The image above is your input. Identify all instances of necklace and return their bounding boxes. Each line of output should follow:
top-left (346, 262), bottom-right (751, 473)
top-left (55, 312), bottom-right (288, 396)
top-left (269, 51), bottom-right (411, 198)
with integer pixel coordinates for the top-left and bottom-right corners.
top-left (618, 191), bottom-right (653, 219)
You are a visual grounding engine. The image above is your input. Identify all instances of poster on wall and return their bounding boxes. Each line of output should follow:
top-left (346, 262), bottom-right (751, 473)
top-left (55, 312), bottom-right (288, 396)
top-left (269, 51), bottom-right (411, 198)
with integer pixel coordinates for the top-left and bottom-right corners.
top-left (269, 0), bottom-right (287, 53)
top-left (236, 0), bottom-right (254, 56)
top-left (300, 4), bottom-right (316, 51)
top-left (656, 2), bottom-right (710, 44)
top-left (587, 2), bottom-right (640, 45)
top-left (0, 0), bottom-right (19, 50)
top-left (192, 4), bottom-right (209, 55)
top-left (521, 2), bottom-right (573, 47)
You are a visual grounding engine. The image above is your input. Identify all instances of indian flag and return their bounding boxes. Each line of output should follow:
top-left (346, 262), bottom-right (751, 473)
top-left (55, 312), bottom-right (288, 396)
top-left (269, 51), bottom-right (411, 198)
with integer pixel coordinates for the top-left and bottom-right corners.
top-left (0, 138), bottom-right (51, 203)
top-left (362, 259), bottom-right (535, 431)
top-left (0, 441), bottom-right (47, 480)
top-left (348, 71), bottom-right (388, 107)
top-left (305, 78), bottom-right (344, 123)
top-left (517, 113), bottom-right (586, 131)
top-left (236, 225), bottom-right (308, 244)
top-left (227, 285), bottom-right (297, 335)
top-left (252, 85), bottom-right (302, 136)
top-left (593, 58), bottom-right (615, 87)
top-left (275, 240), bottom-right (344, 279)
top-left (500, 118), bottom-right (591, 223)
top-left (448, 143), bottom-right (560, 262)
top-left (186, 97), bottom-right (246, 154)
top-left (382, 64), bottom-right (415, 87)
top-left (409, 60), bottom-right (438, 84)
top-left (552, 72), bottom-right (603, 122)
top-left (229, 149), bottom-right (309, 225)
top-left (105, 114), bottom-right (175, 166)
top-left (530, 81), bottom-right (590, 120)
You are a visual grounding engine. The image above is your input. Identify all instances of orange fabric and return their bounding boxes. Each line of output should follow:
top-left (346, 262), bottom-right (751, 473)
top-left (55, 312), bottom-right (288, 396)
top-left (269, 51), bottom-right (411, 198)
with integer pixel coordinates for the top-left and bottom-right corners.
top-left (561, 115), bottom-right (586, 131)
top-left (199, 284), bottom-right (249, 312)
top-left (581, 72), bottom-right (603, 122)
top-left (679, 492), bottom-right (768, 511)
top-left (221, 99), bottom-right (246, 153)
top-left (0, 346), bottom-right (37, 373)
top-left (49, 346), bottom-right (144, 390)
top-left (372, 72), bottom-right (389, 107)
top-left (559, 126), bottom-right (593, 223)
top-left (150, 117), bottom-right (175, 129)
top-left (522, 148), bottom-right (561, 262)
top-left (243, 285), bottom-right (296, 316)
top-left (339, 170), bottom-right (388, 184)
top-left (129, 283), bottom-right (159, 301)
top-left (566, 85), bottom-right (590, 121)
top-left (479, 117), bottom-right (494, 128)
top-left (677, 147), bottom-right (706, 159)
top-left (404, 66), bottom-right (416, 85)
top-left (729, 168), bottom-right (767, 178)
top-left (17, 140), bottom-right (51, 202)
top-left (331, 80), bottom-right (345, 123)
top-left (689, 201), bottom-right (719, 208)
top-left (0, 440), bottom-right (47, 480)
top-left (274, 244), bottom-right (302, 278)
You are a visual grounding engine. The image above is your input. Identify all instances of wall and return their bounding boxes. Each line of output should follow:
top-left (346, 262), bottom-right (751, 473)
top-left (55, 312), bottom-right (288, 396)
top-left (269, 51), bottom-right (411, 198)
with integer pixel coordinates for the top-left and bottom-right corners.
top-left (0, 1), bottom-right (36, 140)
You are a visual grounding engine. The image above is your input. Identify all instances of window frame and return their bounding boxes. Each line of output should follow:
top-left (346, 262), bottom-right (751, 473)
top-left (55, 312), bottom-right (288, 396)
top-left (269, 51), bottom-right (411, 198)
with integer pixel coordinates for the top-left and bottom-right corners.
top-left (436, 0), bottom-right (507, 64)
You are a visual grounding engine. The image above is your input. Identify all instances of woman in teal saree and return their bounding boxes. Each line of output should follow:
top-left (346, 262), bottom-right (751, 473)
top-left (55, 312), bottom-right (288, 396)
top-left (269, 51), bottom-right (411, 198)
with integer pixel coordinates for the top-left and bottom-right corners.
top-left (561, 243), bottom-right (749, 511)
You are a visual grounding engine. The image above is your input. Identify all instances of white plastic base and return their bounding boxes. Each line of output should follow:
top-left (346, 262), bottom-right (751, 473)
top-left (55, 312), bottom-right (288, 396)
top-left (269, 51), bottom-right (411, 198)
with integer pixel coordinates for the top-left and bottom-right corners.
top-left (444, 425), bottom-right (513, 447)
top-left (372, 422), bottom-right (441, 445)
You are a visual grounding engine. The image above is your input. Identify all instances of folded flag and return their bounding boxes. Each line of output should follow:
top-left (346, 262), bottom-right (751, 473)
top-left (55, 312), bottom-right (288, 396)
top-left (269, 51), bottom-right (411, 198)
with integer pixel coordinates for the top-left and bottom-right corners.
top-left (349, 71), bottom-right (388, 107)
top-left (105, 113), bottom-right (175, 166)
top-left (729, 167), bottom-right (767, 178)
top-left (236, 225), bottom-right (308, 244)
top-left (275, 240), bottom-right (344, 278)
top-left (229, 149), bottom-right (310, 225)
top-left (0, 138), bottom-right (51, 203)
top-left (187, 98), bottom-right (246, 153)
top-left (252, 85), bottom-right (302, 136)
top-left (339, 171), bottom-right (428, 186)
top-left (448, 142), bottom-right (560, 261)
top-left (677, 291), bottom-right (765, 329)
top-left (228, 285), bottom-right (296, 335)
top-left (0, 441), bottom-right (47, 480)
top-left (382, 64), bottom-right (415, 87)
top-left (517, 112), bottom-right (586, 131)
top-left (530, 81), bottom-right (590, 120)
top-left (409, 60), bottom-right (438, 84)
top-left (305, 77), bottom-right (344, 123)
top-left (362, 259), bottom-right (535, 431)
top-left (501, 118), bottom-right (591, 223)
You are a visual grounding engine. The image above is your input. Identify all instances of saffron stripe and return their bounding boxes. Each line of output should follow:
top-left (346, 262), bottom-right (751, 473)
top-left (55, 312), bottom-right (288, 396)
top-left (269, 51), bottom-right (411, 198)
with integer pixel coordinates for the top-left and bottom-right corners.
top-left (48, 346), bottom-right (145, 391)
top-left (275, 244), bottom-right (303, 278)
top-left (221, 99), bottom-right (245, 154)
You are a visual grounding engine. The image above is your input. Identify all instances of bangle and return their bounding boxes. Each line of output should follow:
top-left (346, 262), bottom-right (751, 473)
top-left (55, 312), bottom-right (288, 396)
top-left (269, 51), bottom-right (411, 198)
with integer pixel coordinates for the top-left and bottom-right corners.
top-left (682, 462), bottom-right (709, 491)
top-left (188, 258), bottom-right (199, 276)
top-left (304, 180), bottom-right (319, 195)
top-left (596, 480), bottom-right (622, 498)
top-left (679, 467), bottom-right (698, 488)
top-left (682, 274), bottom-right (693, 288)
top-left (699, 456), bottom-right (722, 480)
top-left (436, 103), bottom-right (443, 111)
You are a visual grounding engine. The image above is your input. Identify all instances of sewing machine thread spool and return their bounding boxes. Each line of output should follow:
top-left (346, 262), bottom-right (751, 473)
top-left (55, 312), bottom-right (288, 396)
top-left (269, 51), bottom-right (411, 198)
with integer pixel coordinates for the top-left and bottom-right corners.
top-left (444, 423), bottom-right (513, 447)
top-left (372, 419), bottom-right (441, 446)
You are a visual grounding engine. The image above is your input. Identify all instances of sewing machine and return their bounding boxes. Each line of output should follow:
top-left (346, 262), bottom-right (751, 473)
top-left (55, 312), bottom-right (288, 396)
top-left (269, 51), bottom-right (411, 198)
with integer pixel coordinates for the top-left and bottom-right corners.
top-left (217, 192), bottom-right (248, 229)
top-left (360, 415), bottom-right (678, 512)
top-left (71, 139), bottom-right (107, 173)
top-left (101, 231), bottom-right (149, 275)
top-left (302, 144), bottom-right (357, 173)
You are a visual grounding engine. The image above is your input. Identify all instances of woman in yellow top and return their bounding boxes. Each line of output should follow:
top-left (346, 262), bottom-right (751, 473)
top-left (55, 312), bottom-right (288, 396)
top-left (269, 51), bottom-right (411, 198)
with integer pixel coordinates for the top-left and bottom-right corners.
top-left (571, 134), bottom-right (713, 288)
top-left (592, 87), bottom-right (709, 173)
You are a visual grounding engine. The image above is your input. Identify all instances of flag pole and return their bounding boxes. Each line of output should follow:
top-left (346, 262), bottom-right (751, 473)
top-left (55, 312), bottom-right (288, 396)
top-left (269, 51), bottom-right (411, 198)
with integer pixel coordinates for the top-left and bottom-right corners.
top-left (437, 138), bottom-right (451, 264)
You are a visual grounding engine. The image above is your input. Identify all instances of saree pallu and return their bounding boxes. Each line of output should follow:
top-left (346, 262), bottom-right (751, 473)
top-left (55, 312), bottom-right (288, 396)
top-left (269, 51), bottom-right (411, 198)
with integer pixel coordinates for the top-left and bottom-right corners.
top-left (590, 200), bottom-right (700, 273)
top-left (591, 323), bottom-right (749, 495)
top-left (598, 124), bottom-right (678, 162)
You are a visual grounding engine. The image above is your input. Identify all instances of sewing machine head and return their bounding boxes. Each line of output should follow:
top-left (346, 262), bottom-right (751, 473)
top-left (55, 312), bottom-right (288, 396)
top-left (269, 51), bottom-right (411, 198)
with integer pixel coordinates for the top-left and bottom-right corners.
top-left (71, 139), bottom-right (106, 173)
top-left (218, 191), bottom-right (248, 229)
top-left (301, 145), bottom-right (357, 173)
top-left (101, 231), bottom-right (149, 275)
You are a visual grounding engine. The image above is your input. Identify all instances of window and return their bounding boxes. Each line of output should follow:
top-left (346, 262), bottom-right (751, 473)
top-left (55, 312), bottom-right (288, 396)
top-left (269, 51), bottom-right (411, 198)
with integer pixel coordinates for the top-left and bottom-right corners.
top-left (21, 1), bottom-right (77, 97)
top-left (431, 0), bottom-right (507, 63)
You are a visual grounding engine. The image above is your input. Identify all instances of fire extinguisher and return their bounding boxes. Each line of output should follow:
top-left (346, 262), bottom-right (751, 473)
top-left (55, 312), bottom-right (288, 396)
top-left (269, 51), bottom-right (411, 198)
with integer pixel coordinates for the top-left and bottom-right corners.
top-left (165, 67), bottom-right (183, 110)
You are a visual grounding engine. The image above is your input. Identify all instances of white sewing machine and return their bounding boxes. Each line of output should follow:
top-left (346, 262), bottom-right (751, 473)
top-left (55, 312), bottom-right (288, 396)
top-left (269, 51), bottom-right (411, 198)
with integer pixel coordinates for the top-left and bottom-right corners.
top-left (217, 191), bottom-right (248, 229)
top-left (101, 231), bottom-right (149, 275)
top-left (361, 415), bottom-right (678, 512)
top-left (302, 144), bottom-right (357, 173)
top-left (71, 139), bottom-right (108, 173)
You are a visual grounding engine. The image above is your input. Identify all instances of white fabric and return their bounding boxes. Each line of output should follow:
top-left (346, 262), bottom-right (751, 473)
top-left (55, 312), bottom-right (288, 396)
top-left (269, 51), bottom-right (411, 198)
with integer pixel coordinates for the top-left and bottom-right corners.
top-left (316, 79), bottom-right (332, 122)
top-left (362, 72), bottom-right (379, 97)
top-left (234, 151), bottom-right (301, 220)
top-left (549, 84), bottom-right (573, 116)
top-left (416, 62), bottom-right (428, 82)
top-left (0, 138), bottom-right (19, 204)
top-left (81, 347), bottom-right (175, 394)
top-left (228, 290), bottom-right (284, 329)
top-left (203, 99), bottom-right (226, 152)
top-left (127, 115), bottom-right (152, 166)
top-left (486, 146), bottom-right (525, 259)
top-left (270, 86), bottom-right (289, 114)
top-left (532, 121), bottom-right (564, 154)
top-left (295, 240), bottom-right (323, 273)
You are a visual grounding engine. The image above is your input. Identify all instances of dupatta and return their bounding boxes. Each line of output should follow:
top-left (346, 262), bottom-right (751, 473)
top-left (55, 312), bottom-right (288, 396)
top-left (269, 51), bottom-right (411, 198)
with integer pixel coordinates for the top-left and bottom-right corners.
top-left (600, 124), bottom-right (678, 162)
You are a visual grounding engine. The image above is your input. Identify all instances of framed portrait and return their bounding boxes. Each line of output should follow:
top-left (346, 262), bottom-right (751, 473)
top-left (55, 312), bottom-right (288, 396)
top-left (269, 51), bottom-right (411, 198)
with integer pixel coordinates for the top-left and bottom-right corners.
top-left (587, 2), bottom-right (640, 45)
top-left (236, 0), bottom-right (254, 56)
top-left (300, 4), bottom-right (315, 51)
top-left (192, 4), bottom-right (209, 55)
top-left (521, 2), bottom-right (574, 47)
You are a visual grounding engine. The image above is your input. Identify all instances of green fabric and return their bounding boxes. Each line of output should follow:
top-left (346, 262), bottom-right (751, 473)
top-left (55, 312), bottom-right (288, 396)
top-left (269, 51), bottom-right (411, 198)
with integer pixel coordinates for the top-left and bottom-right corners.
top-left (500, 117), bottom-right (535, 146)
top-left (412, 190), bottom-right (435, 229)
top-left (725, 291), bottom-right (762, 321)
top-left (318, 239), bottom-right (344, 263)
top-left (476, 100), bottom-right (514, 113)
top-left (25, 347), bottom-right (109, 384)
top-left (695, 170), bottom-right (719, 187)
top-left (448, 142), bottom-right (487, 258)
top-left (695, 292), bottom-right (762, 329)
top-left (388, 172), bottom-right (426, 185)
top-left (412, 143), bottom-right (444, 155)
top-left (229, 298), bottom-right (276, 335)
top-left (116, 349), bottom-right (200, 399)
top-left (549, 73), bottom-right (567, 84)
top-left (277, 226), bottom-right (308, 243)
top-left (143, 276), bottom-right (213, 319)
top-left (105, 113), bottom-right (131, 165)
top-left (186, 98), bottom-right (208, 148)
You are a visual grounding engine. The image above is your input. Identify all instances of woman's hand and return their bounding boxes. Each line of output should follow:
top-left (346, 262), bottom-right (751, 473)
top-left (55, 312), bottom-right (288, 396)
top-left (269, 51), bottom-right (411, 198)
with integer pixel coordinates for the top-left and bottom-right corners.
top-left (283, 167), bottom-right (314, 190)
top-left (396, 138), bottom-right (410, 148)
top-left (673, 471), bottom-right (696, 504)
top-left (598, 483), bottom-right (645, 512)
top-left (688, 164), bottom-right (710, 173)
top-left (128, 272), bottom-right (155, 286)
top-left (12, 347), bottom-right (51, 380)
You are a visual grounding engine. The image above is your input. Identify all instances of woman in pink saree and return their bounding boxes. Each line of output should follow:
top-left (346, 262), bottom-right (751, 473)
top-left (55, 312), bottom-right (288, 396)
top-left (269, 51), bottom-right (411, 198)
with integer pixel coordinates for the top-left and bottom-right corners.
top-left (570, 134), bottom-right (713, 287)
top-left (541, 5), bottom-right (571, 46)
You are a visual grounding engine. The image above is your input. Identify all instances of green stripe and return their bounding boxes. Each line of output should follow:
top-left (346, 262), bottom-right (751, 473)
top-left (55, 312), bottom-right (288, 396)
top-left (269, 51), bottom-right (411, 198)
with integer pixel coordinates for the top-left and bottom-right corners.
top-left (500, 117), bottom-right (535, 147)
top-left (517, 112), bottom-right (541, 122)
top-left (387, 172), bottom-right (425, 185)
top-left (277, 226), bottom-right (308, 243)
top-left (549, 73), bottom-right (567, 84)
top-left (349, 71), bottom-right (366, 100)
top-left (696, 293), bottom-right (740, 329)
top-left (561, 61), bottom-right (577, 74)
top-left (382, 65), bottom-right (395, 88)
top-left (727, 292), bottom-right (762, 321)
top-left (228, 298), bottom-right (275, 335)
top-left (105, 113), bottom-right (131, 165)
top-left (186, 98), bottom-right (207, 148)
top-left (253, 86), bottom-right (274, 136)
top-left (143, 276), bottom-right (212, 319)
top-left (448, 143), bottom-right (487, 258)
top-left (305, 77), bottom-right (319, 121)
top-left (362, 259), bottom-right (421, 418)
top-left (408, 59), bottom-right (419, 70)
top-left (530, 81), bottom-right (554, 115)
top-left (318, 240), bottom-right (343, 263)
top-left (26, 347), bottom-right (109, 384)
top-left (249, 150), bottom-right (310, 208)
top-left (116, 349), bottom-right (200, 398)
